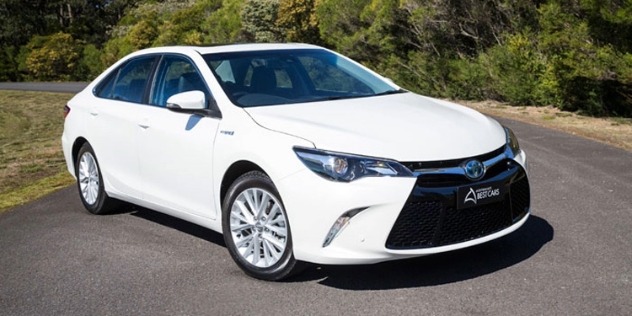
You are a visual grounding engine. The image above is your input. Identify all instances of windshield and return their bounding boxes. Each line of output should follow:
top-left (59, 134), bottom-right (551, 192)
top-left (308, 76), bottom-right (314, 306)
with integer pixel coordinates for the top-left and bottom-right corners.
top-left (203, 49), bottom-right (403, 107)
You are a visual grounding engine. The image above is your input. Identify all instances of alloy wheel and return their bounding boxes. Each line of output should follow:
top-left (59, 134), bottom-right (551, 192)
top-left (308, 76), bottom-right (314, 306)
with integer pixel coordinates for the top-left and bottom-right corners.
top-left (229, 188), bottom-right (288, 268)
top-left (78, 152), bottom-right (100, 205)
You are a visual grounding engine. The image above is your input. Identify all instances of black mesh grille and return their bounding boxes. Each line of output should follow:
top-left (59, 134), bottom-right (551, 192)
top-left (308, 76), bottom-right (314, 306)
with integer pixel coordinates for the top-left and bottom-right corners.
top-left (385, 201), bottom-right (442, 249)
top-left (416, 174), bottom-right (469, 188)
top-left (385, 168), bottom-right (530, 250)
top-left (510, 176), bottom-right (530, 221)
top-left (437, 199), bottom-right (512, 246)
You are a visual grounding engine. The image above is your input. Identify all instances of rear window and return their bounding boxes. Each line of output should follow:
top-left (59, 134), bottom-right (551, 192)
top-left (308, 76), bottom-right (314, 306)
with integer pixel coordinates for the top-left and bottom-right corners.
top-left (94, 56), bottom-right (156, 104)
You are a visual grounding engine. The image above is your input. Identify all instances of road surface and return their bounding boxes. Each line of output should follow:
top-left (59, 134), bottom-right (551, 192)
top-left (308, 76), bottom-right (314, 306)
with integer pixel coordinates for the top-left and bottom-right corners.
top-left (0, 84), bottom-right (630, 315)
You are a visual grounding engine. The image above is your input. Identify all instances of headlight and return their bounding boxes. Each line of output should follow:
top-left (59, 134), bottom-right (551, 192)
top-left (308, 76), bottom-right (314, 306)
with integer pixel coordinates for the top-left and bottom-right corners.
top-left (504, 127), bottom-right (521, 157)
top-left (293, 147), bottom-right (414, 182)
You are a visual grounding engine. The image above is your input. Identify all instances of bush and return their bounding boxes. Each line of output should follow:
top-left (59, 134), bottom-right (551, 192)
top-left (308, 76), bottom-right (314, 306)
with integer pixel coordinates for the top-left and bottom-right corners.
top-left (23, 33), bottom-right (82, 82)
top-left (0, 46), bottom-right (18, 81)
top-left (78, 44), bottom-right (105, 81)
top-left (480, 32), bottom-right (551, 106)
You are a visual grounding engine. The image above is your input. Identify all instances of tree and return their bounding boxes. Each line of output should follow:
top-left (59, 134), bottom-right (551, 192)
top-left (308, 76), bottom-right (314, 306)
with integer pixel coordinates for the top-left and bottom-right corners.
top-left (0, 45), bottom-right (18, 81)
top-left (101, 0), bottom-right (196, 66)
top-left (0, 0), bottom-right (50, 48)
top-left (241, 0), bottom-right (285, 42)
top-left (202, 0), bottom-right (245, 44)
top-left (24, 32), bottom-right (82, 81)
top-left (79, 44), bottom-right (106, 80)
top-left (316, 0), bottom-right (372, 53)
top-left (537, 1), bottom-right (632, 116)
top-left (399, 0), bottom-right (541, 59)
top-left (276, 0), bottom-right (322, 44)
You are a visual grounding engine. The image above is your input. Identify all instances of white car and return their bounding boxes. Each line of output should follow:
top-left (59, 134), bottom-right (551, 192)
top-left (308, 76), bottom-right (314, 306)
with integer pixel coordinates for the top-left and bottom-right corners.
top-left (61, 43), bottom-right (530, 280)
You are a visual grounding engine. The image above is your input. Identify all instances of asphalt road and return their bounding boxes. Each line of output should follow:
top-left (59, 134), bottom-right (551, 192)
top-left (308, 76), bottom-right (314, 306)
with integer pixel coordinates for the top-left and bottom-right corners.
top-left (1, 88), bottom-right (631, 315)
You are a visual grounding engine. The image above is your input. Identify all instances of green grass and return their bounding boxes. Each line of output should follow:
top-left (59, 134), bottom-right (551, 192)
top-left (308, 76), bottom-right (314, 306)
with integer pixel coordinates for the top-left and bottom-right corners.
top-left (610, 117), bottom-right (632, 126)
top-left (542, 115), bottom-right (556, 120)
top-left (555, 112), bottom-right (573, 118)
top-left (0, 90), bottom-right (75, 214)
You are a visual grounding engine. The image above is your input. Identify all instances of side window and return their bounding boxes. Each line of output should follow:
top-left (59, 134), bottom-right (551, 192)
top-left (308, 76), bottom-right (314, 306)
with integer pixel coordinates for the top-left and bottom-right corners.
top-left (95, 70), bottom-right (118, 98)
top-left (110, 57), bottom-right (155, 103)
top-left (213, 60), bottom-right (235, 83)
top-left (151, 56), bottom-right (208, 107)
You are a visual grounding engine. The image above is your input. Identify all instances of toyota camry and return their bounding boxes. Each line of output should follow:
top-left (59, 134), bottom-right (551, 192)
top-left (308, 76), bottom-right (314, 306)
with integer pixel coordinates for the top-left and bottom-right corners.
top-left (61, 43), bottom-right (530, 280)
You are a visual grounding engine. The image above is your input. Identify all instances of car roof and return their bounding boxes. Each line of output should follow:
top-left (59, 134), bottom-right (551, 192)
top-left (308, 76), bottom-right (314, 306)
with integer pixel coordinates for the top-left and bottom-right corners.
top-left (195, 43), bottom-right (321, 54)
top-left (129, 43), bottom-right (323, 58)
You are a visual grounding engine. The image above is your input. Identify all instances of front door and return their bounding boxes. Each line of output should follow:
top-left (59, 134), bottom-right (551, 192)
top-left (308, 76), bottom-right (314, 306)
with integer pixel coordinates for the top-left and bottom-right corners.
top-left (137, 55), bottom-right (220, 219)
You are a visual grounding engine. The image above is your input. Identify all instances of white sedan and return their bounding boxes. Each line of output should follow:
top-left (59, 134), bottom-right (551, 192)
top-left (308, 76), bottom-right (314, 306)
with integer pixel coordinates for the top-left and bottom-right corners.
top-left (61, 43), bottom-right (530, 280)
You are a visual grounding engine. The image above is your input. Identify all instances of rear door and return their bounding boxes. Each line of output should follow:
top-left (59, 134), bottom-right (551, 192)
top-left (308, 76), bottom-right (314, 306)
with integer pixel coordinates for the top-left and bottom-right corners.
top-left (88, 56), bottom-right (157, 199)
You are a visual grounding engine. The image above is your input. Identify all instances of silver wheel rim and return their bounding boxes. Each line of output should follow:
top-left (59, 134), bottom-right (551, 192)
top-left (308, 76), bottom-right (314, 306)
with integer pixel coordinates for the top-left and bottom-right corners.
top-left (78, 152), bottom-right (99, 205)
top-left (230, 188), bottom-right (288, 268)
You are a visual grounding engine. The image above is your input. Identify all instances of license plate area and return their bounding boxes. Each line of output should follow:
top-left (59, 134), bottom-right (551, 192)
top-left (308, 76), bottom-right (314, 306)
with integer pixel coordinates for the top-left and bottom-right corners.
top-left (456, 181), bottom-right (506, 210)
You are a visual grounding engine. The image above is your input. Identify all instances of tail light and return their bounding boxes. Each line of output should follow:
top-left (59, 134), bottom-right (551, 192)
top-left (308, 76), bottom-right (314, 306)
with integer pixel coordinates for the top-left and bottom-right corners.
top-left (63, 105), bottom-right (71, 118)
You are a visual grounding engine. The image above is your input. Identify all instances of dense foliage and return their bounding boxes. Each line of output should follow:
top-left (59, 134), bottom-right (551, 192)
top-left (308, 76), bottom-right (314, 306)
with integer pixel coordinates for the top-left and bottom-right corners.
top-left (1, 0), bottom-right (631, 116)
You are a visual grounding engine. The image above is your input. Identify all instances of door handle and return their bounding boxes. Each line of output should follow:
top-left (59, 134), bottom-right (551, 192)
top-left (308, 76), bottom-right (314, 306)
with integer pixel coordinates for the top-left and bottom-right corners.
top-left (139, 117), bottom-right (151, 129)
top-left (90, 110), bottom-right (98, 117)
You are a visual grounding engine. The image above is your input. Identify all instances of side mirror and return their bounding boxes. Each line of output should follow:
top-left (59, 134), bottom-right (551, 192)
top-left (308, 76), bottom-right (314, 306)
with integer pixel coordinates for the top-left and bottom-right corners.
top-left (166, 90), bottom-right (205, 110)
top-left (166, 90), bottom-right (222, 118)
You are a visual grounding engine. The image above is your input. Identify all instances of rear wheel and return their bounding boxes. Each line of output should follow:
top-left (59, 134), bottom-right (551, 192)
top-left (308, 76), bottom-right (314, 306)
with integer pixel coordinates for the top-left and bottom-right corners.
top-left (222, 171), bottom-right (304, 281)
top-left (75, 143), bottom-right (117, 215)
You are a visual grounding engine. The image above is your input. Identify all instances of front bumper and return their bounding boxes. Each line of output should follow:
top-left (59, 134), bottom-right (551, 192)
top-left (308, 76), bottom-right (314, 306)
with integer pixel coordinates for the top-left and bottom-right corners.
top-left (386, 158), bottom-right (529, 249)
top-left (276, 147), bottom-right (530, 265)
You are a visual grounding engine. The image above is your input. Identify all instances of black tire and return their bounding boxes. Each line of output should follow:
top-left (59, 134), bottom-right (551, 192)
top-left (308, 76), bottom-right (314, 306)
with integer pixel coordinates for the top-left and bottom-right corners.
top-left (222, 171), bottom-right (305, 281)
top-left (75, 143), bottom-right (117, 215)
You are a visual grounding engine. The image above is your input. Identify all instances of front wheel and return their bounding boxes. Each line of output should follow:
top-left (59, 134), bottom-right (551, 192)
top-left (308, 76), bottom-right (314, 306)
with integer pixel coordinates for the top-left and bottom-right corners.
top-left (75, 143), bottom-right (117, 215)
top-left (222, 171), bottom-right (304, 281)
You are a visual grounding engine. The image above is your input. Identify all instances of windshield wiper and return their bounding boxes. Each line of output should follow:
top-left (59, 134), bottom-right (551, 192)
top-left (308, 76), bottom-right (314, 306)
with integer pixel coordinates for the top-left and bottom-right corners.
top-left (307, 89), bottom-right (407, 103)
top-left (308, 95), bottom-right (368, 102)
top-left (373, 89), bottom-right (407, 97)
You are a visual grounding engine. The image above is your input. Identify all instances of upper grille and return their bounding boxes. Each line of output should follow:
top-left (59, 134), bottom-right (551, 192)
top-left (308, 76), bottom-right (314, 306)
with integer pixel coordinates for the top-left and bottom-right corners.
top-left (401, 145), bottom-right (505, 171)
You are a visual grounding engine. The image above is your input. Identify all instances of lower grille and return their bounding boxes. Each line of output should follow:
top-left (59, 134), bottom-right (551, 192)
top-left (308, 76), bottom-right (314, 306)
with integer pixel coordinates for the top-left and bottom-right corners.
top-left (437, 199), bottom-right (512, 246)
top-left (510, 176), bottom-right (530, 221)
top-left (386, 165), bottom-right (530, 250)
top-left (386, 201), bottom-right (442, 249)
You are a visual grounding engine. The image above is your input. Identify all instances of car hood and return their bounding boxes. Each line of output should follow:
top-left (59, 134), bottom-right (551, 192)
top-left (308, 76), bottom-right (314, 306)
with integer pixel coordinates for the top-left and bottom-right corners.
top-left (244, 93), bottom-right (506, 161)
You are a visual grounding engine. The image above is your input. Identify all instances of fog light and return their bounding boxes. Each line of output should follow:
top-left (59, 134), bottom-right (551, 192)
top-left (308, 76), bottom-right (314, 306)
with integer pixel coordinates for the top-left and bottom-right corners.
top-left (322, 207), bottom-right (367, 247)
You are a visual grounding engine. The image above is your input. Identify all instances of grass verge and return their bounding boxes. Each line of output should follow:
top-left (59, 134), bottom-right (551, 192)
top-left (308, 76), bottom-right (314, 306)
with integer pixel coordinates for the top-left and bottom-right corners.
top-left (0, 90), bottom-right (75, 214)
top-left (0, 171), bottom-right (74, 213)
top-left (461, 100), bottom-right (632, 152)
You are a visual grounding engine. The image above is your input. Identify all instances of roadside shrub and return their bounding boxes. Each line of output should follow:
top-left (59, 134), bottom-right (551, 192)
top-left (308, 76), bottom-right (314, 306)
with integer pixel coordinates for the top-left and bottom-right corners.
top-left (444, 57), bottom-right (490, 101)
top-left (0, 46), bottom-right (18, 81)
top-left (24, 32), bottom-right (82, 82)
top-left (481, 32), bottom-right (551, 106)
top-left (78, 44), bottom-right (105, 81)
